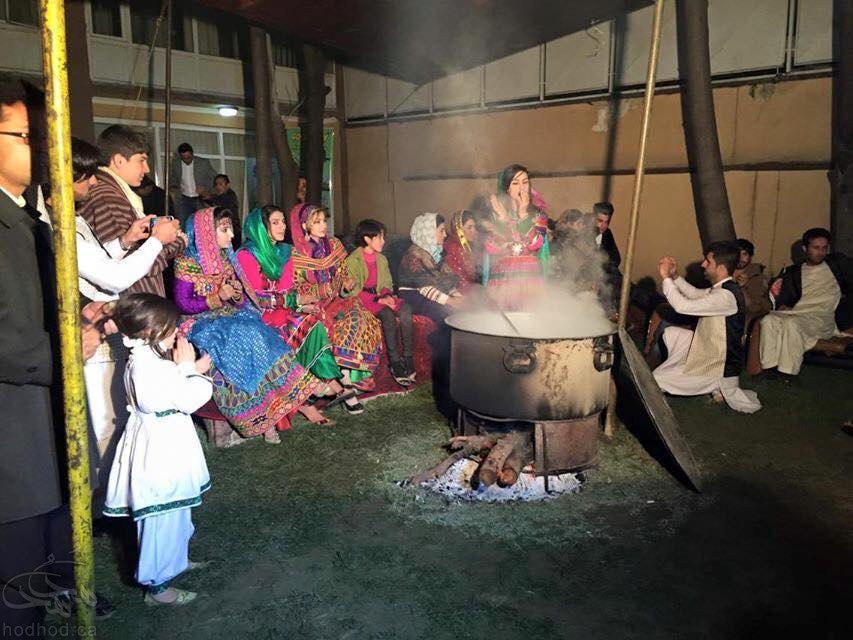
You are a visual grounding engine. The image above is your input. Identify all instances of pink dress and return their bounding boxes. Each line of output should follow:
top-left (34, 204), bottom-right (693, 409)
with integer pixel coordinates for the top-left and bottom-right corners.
top-left (357, 251), bottom-right (403, 315)
top-left (358, 251), bottom-right (384, 315)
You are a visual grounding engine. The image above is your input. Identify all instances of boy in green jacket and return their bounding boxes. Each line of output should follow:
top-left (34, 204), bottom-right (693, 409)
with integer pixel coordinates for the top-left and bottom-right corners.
top-left (345, 219), bottom-right (415, 385)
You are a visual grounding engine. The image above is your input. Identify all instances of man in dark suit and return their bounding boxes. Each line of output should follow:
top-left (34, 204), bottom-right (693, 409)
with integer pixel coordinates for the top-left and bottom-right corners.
top-left (0, 74), bottom-right (75, 633)
top-left (593, 201), bottom-right (621, 268)
top-left (593, 201), bottom-right (623, 311)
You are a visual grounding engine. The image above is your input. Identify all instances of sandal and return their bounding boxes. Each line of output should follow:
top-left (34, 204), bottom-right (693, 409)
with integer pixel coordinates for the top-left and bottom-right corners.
top-left (263, 429), bottom-right (281, 445)
top-left (144, 588), bottom-right (198, 606)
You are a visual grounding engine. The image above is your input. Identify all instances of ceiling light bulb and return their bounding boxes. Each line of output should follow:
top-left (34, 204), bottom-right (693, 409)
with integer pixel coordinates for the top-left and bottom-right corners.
top-left (219, 106), bottom-right (238, 117)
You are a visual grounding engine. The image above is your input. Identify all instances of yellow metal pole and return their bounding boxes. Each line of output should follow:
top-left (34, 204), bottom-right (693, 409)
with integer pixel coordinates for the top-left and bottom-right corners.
top-left (604, 0), bottom-right (666, 438)
top-left (39, 0), bottom-right (95, 635)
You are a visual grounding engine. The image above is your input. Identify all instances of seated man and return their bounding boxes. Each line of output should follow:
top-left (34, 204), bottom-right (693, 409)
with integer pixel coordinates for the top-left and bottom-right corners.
top-left (204, 173), bottom-right (241, 248)
top-left (734, 238), bottom-right (771, 325)
top-left (653, 241), bottom-right (761, 413)
top-left (759, 227), bottom-right (850, 377)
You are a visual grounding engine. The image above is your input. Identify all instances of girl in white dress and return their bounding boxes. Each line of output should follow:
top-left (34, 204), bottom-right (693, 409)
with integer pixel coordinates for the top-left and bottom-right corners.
top-left (104, 293), bottom-right (213, 606)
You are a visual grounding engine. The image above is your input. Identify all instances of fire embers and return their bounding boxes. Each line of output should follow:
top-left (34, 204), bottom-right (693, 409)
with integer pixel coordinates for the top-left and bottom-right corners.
top-left (407, 433), bottom-right (584, 502)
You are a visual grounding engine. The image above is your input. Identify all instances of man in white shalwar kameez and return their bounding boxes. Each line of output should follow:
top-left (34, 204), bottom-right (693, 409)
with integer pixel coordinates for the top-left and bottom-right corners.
top-left (760, 227), bottom-right (847, 376)
top-left (653, 241), bottom-right (761, 414)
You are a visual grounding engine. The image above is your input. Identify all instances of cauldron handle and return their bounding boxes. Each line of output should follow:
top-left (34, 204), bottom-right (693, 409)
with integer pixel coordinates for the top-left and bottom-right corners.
top-left (593, 336), bottom-right (614, 372)
top-left (502, 342), bottom-right (537, 374)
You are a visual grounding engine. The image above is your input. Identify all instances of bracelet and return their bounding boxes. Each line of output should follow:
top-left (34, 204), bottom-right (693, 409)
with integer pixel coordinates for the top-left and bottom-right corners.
top-left (118, 236), bottom-right (131, 251)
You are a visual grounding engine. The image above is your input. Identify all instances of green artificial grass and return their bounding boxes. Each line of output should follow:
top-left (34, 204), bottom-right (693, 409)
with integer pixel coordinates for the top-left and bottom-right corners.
top-left (89, 366), bottom-right (853, 640)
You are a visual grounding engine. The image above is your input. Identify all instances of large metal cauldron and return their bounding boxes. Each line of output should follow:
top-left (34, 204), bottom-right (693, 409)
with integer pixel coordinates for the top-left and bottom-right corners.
top-left (446, 311), bottom-right (616, 422)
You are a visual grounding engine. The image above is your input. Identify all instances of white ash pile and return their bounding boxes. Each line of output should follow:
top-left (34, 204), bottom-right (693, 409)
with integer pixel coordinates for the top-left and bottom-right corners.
top-left (418, 458), bottom-right (582, 502)
top-left (408, 434), bottom-right (584, 502)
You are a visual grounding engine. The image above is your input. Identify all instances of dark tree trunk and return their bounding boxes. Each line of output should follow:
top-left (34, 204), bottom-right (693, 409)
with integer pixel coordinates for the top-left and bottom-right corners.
top-left (65, 0), bottom-right (94, 142)
top-left (334, 66), bottom-right (351, 232)
top-left (831, 0), bottom-right (853, 255)
top-left (676, 0), bottom-right (736, 247)
top-left (299, 44), bottom-right (328, 206)
top-left (249, 26), bottom-right (273, 205)
top-left (263, 37), bottom-right (300, 211)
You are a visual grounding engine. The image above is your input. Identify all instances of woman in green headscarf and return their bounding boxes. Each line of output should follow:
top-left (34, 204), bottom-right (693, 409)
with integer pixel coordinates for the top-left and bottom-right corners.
top-left (236, 205), bottom-right (361, 416)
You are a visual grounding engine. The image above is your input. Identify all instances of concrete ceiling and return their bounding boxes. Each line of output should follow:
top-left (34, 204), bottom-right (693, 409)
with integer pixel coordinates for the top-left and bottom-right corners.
top-left (196, 0), bottom-right (653, 85)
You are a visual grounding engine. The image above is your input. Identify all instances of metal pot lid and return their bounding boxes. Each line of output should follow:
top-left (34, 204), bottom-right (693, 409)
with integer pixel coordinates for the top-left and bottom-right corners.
top-left (446, 310), bottom-right (616, 340)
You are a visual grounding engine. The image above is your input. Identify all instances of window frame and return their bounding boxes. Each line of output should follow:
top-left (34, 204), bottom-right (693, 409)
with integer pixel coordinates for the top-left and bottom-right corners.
top-left (3, 0), bottom-right (40, 28)
top-left (87, 0), bottom-right (123, 39)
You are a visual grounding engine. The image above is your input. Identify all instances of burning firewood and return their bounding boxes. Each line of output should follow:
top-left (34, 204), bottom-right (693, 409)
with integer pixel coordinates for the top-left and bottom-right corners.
top-left (497, 438), bottom-right (531, 488)
top-left (479, 432), bottom-right (530, 487)
top-left (409, 435), bottom-right (498, 485)
top-left (447, 435), bottom-right (498, 452)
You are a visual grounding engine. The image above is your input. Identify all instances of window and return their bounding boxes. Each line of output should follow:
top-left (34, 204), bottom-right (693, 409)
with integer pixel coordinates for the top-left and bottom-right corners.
top-left (196, 14), bottom-right (244, 59)
top-left (223, 132), bottom-right (255, 157)
top-left (272, 38), bottom-right (298, 68)
top-left (6, 0), bottom-right (38, 26)
top-left (89, 0), bottom-right (121, 37)
top-left (131, 2), bottom-right (193, 52)
top-left (169, 128), bottom-right (218, 156)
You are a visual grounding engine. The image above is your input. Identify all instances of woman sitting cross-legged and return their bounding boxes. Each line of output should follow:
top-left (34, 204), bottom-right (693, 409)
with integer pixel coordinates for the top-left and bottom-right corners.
top-left (173, 207), bottom-right (326, 444)
top-left (236, 205), bottom-right (361, 416)
top-left (287, 204), bottom-right (383, 408)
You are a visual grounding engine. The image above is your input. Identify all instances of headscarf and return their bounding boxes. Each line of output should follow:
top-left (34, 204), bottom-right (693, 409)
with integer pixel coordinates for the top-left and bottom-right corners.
top-left (410, 213), bottom-right (443, 263)
top-left (530, 187), bottom-right (549, 213)
top-left (182, 207), bottom-right (260, 306)
top-left (448, 210), bottom-right (472, 254)
top-left (288, 203), bottom-right (340, 284)
top-left (179, 208), bottom-right (281, 394)
top-left (242, 207), bottom-right (291, 280)
top-left (183, 207), bottom-right (228, 275)
top-left (289, 203), bottom-right (331, 260)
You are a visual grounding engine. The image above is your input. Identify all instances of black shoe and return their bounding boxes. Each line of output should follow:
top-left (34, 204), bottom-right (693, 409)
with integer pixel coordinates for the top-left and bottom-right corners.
top-left (52, 590), bottom-right (115, 621)
top-left (343, 399), bottom-right (365, 415)
top-left (390, 360), bottom-right (412, 386)
top-left (94, 593), bottom-right (116, 620)
top-left (324, 388), bottom-right (357, 409)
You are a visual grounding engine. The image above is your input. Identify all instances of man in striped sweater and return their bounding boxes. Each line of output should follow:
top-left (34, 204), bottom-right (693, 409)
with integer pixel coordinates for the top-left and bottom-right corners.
top-left (79, 125), bottom-right (187, 297)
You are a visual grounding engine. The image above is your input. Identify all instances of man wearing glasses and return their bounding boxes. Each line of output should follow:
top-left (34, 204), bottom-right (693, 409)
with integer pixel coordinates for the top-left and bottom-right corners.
top-left (0, 73), bottom-right (74, 633)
